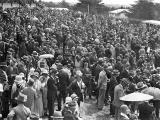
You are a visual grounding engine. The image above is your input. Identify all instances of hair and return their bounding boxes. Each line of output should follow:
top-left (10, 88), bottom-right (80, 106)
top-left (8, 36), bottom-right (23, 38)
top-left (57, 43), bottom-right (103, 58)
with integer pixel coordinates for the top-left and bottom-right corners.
top-left (28, 78), bottom-right (34, 86)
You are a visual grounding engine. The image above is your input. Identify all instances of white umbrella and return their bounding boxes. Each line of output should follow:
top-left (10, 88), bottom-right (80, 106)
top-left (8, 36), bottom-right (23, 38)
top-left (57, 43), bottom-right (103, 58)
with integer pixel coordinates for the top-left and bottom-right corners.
top-left (39, 54), bottom-right (54, 59)
top-left (120, 92), bottom-right (154, 102)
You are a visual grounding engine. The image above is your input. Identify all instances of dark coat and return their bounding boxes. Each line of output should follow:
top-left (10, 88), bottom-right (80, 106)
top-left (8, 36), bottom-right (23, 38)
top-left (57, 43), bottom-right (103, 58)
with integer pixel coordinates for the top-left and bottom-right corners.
top-left (64, 110), bottom-right (77, 120)
top-left (47, 77), bottom-right (57, 100)
top-left (114, 62), bottom-right (123, 73)
top-left (120, 69), bottom-right (129, 79)
top-left (57, 70), bottom-right (70, 91)
top-left (67, 80), bottom-right (83, 102)
top-left (138, 102), bottom-right (154, 120)
top-left (109, 76), bottom-right (118, 96)
top-left (94, 65), bottom-right (103, 82)
top-left (133, 75), bottom-right (141, 84)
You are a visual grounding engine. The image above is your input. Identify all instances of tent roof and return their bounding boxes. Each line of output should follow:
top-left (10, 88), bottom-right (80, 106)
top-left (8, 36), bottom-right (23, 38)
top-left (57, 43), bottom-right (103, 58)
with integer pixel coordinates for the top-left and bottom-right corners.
top-left (142, 20), bottom-right (160, 25)
top-left (109, 9), bottom-right (131, 14)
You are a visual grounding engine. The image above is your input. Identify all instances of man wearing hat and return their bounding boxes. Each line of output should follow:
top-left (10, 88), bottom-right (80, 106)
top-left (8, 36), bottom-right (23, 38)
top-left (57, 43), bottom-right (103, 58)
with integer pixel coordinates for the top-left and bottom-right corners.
top-left (47, 67), bottom-right (58, 118)
top-left (133, 69), bottom-right (141, 84)
top-left (109, 69), bottom-right (120, 117)
top-left (120, 62), bottom-right (130, 79)
top-left (64, 101), bottom-right (79, 120)
top-left (7, 93), bottom-right (31, 120)
top-left (57, 63), bottom-right (70, 111)
top-left (114, 78), bottom-right (129, 120)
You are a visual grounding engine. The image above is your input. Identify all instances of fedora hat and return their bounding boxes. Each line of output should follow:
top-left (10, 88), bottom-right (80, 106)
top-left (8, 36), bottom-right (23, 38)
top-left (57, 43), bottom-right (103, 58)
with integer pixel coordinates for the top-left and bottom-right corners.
top-left (121, 78), bottom-right (130, 85)
top-left (136, 82), bottom-right (147, 90)
top-left (15, 93), bottom-right (27, 103)
top-left (129, 70), bottom-right (135, 76)
top-left (56, 63), bottom-right (63, 70)
top-left (120, 104), bottom-right (130, 114)
top-left (75, 70), bottom-right (83, 77)
top-left (6, 55), bottom-right (12, 60)
top-left (112, 69), bottom-right (120, 75)
top-left (0, 62), bottom-right (7, 67)
top-left (21, 55), bottom-right (28, 61)
top-left (68, 101), bottom-right (77, 109)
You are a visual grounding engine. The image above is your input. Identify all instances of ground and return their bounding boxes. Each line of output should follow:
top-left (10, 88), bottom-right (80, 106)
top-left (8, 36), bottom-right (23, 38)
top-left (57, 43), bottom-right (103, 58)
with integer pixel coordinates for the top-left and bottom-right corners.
top-left (41, 97), bottom-right (112, 120)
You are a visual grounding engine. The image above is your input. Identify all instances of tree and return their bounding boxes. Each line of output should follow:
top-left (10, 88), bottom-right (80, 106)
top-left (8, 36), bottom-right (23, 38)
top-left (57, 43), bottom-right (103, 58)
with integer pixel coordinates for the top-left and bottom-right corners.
top-left (74, 0), bottom-right (108, 14)
top-left (128, 0), bottom-right (155, 20)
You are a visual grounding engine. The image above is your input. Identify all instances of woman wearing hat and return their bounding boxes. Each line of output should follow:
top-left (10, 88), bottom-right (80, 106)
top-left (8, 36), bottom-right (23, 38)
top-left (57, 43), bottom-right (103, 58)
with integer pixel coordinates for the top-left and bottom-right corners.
top-left (39, 69), bottom-right (49, 116)
top-left (7, 93), bottom-right (31, 120)
top-left (30, 72), bottom-right (43, 117)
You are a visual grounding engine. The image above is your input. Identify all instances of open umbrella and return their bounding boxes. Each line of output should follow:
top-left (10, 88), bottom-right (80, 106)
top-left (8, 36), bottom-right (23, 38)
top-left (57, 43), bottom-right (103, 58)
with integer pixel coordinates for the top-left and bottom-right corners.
top-left (141, 87), bottom-right (160, 100)
top-left (120, 92), bottom-right (153, 102)
top-left (39, 54), bottom-right (54, 59)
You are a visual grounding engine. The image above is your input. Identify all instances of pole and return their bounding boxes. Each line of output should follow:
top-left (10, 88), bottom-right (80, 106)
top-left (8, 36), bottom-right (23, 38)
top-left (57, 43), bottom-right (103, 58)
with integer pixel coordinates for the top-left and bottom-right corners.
top-left (88, 4), bottom-right (89, 14)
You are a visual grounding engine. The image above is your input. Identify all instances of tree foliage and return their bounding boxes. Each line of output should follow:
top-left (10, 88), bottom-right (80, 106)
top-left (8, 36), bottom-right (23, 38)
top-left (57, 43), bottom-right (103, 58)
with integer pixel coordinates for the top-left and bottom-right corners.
top-left (74, 0), bottom-right (109, 14)
top-left (128, 0), bottom-right (155, 20)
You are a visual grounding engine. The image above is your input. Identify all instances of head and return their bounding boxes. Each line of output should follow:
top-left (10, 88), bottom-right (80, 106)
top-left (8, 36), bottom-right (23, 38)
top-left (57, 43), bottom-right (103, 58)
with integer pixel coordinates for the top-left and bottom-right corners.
top-left (120, 104), bottom-right (130, 115)
top-left (120, 78), bottom-right (129, 88)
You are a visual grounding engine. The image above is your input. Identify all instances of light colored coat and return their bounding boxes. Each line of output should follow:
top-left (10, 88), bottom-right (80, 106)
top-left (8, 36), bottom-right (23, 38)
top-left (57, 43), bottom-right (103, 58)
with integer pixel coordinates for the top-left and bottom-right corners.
top-left (113, 84), bottom-right (125, 107)
top-left (98, 70), bottom-right (108, 90)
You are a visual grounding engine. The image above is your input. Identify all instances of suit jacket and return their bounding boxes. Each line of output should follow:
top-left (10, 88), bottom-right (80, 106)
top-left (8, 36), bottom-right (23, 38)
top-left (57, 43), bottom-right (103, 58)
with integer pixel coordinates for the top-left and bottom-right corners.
top-left (64, 110), bottom-right (77, 120)
top-left (95, 65), bottom-right (103, 82)
top-left (113, 84), bottom-right (125, 107)
top-left (138, 102), bottom-right (154, 120)
top-left (133, 75), bottom-right (141, 84)
top-left (98, 70), bottom-right (108, 90)
top-left (120, 69), bottom-right (129, 79)
top-left (47, 77), bottom-right (57, 100)
top-left (109, 76), bottom-right (118, 95)
top-left (7, 104), bottom-right (31, 120)
top-left (67, 80), bottom-right (83, 102)
top-left (58, 70), bottom-right (70, 91)
top-left (114, 62), bottom-right (123, 73)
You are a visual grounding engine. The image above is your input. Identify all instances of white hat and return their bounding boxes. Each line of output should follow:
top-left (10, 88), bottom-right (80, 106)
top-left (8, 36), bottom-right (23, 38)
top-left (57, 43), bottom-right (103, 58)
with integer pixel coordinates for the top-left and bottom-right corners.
top-left (41, 69), bottom-right (49, 75)
top-left (19, 73), bottom-right (25, 78)
top-left (14, 75), bottom-right (23, 84)
top-left (0, 84), bottom-right (3, 92)
top-left (65, 97), bottom-right (72, 104)
top-left (29, 68), bottom-right (35, 75)
top-left (75, 70), bottom-right (83, 77)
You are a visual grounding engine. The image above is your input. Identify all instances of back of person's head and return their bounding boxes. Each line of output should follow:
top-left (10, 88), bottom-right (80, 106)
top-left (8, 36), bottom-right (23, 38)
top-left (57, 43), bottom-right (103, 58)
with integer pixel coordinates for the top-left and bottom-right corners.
top-left (27, 78), bottom-right (34, 86)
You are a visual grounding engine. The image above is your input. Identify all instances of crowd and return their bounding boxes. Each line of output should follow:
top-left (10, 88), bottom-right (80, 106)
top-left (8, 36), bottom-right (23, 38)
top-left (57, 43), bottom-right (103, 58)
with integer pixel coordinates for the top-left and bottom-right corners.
top-left (0, 5), bottom-right (160, 120)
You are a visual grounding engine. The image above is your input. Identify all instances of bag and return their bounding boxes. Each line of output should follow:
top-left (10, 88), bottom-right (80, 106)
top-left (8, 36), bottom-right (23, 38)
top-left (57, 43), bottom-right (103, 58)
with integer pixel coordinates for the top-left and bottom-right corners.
top-left (150, 111), bottom-right (158, 120)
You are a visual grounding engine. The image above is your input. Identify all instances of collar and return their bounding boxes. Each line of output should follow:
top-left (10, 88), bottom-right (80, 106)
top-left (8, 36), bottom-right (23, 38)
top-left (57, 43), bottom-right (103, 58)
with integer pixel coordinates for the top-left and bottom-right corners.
top-left (120, 112), bottom-right (129, 119)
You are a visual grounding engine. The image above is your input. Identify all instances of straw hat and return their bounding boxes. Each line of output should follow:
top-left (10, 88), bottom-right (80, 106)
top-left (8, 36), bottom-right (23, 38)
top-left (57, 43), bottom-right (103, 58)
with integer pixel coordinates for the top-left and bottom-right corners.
top-left (15, 93), bottom-right (27, 103)
top-left (68, 101), bottom-right (77, 109)
top-left (41, 69), bottom-right (49, 75)
top-left (32, 51), bottom-right (38, 57)
top-left (14, 75), bottom-right (23, 84)
top-left (75, 70), bottom-right (83, 77)
top-left (31, 72), bottom-right (39, 79)
top-left (121, 78), bottom-right (130, 85)
top-left (136, 82), bottom-right (147, 90)
top-left (112, 69), bottom-right (120, 75)
top-left (0, 62), bottom-right (7, 67)
top-left (65, 97), bottom-right (72, 106)
top-left (19, 73), bottom-right (25, 78)
top-left (71, 93), bottom-right (79, 101)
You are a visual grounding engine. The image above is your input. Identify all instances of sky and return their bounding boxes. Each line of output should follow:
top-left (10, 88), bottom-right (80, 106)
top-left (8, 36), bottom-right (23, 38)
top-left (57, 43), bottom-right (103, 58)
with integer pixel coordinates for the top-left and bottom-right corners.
top-left (40, 0), bottom-right (160, 5)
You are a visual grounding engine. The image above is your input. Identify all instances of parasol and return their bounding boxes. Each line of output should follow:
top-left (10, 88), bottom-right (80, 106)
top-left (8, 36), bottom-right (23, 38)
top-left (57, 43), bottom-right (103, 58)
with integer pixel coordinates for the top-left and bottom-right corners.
top-left (120, 92), bottom-right (153, 102)
top-left (39, 54), bottom-right (54, 59)
top-left (141, 87), bottom-right (160, 100)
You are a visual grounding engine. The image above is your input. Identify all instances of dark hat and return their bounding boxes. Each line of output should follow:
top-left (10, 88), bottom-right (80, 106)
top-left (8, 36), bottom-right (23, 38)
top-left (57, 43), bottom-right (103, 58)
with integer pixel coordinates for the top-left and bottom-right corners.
top-left (136, 82), bottom-right (147, 90)
top-left (56, 63), bottom-right (63, 69)
top-left (6, 55), bottom-right (12, 60)
top-left (0, 62), bottom-right (7, 67)
top-left (68, 101), bottom-right (76, 109)
top-left (129, 70), bottom-right (135, 76)
top-left (121, 78), bottom-right (130, 85)
top-left (21, 55), bottom-right (28, 61)
top-left (65, 52), bottom-right (72, 56)
top-left (27, 78), bottom-right (34, 86)
top-left (116, 56), bottom-right (121, 61)
top-left (112, 69), bottom-right (120, 75)
top-left (15, 93), bottom-right (27, 103)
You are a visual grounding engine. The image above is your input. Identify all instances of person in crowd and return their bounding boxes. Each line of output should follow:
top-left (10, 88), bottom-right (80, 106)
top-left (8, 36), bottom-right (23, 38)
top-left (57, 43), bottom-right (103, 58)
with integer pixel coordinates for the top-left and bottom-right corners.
top-left (97, 64), bottom-right (109, 110)
top-left (67, 70), bottom-right (85, 107)
top-left (7, 93), bottom-right (31, 120)
top-left (114, 78), bottom-right (129, 120)
top-left (109, 69), bottom-right (120, 117)
top-left (57, 63), bottom-right (70, 111)
top-left (47, 67), bottom-right (58, 119)
top-left (22, 78), bottom-right (37, 113)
